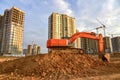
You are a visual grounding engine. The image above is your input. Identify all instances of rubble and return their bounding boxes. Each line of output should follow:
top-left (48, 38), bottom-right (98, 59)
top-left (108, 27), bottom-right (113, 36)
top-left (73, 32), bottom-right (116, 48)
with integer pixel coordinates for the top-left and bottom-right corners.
top-left (0, 52), bottom-right (119, 80)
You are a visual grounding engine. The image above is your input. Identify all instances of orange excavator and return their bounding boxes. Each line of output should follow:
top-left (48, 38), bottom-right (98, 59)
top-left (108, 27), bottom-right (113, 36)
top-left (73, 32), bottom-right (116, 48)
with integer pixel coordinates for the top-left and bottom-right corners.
top-left (47, 32), bottom-right (110, 61)
top-left (47, 32), bottom-right (103, 53)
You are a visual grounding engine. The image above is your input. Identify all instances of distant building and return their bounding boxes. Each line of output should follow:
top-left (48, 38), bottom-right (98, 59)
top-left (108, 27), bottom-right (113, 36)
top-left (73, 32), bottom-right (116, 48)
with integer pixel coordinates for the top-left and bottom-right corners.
top-left (103, 36), bottom-right (111, 53)
top-left (80, 38), bottom-right (98, 54)
top-left (0, 15), bottom-right (4, 55)
top-left (27, 44), bottom-right (41, 56)
top-left (37, 46), bottom-right (41, 54)
top-left (0, 6), bottom-right (25, 55)
top-left (111, 37), bottom-right (120, 53)
top-left (27, 45), bottom-right (32, 55)
top-left (23, 49), bottom-right (27, 55)
top-left (33, 44), bottom-right (37, 55)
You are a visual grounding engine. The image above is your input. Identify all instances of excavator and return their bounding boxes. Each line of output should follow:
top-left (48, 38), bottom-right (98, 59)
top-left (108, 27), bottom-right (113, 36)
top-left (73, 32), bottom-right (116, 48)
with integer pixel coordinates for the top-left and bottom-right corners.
top-left (47, 32), bottom-right (110, 62)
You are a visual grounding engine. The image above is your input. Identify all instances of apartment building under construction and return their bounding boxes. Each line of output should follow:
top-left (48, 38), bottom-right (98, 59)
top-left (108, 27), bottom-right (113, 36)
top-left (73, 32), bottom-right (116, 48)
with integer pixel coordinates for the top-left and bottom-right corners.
top-left (103, 36), bottom-right (111, 53)
top-left (0, 6), bottom-right (25, 55)
top-left (27, 44), bottom-right (41, 56)
top-left (111, 36), bottom-right (120, 53)
top-left (0, 15), bottom-right (4, 55)
top-left (80, 37), bottom-right (99, 54)
top-left (48, 12), bottom-right (76, 39)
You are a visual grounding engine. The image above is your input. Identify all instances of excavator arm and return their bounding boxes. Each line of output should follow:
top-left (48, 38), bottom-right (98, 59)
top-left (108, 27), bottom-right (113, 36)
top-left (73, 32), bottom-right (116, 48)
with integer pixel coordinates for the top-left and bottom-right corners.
top-left (68, 32), bottom-right (104, 53)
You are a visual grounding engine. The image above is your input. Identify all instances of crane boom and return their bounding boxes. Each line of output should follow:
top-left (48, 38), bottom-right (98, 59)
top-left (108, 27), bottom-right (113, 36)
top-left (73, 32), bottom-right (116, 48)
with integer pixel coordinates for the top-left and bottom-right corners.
top-left (96, 18), bottom-right (106, 37)
top-left (108, 34), bottom-right (120, 38)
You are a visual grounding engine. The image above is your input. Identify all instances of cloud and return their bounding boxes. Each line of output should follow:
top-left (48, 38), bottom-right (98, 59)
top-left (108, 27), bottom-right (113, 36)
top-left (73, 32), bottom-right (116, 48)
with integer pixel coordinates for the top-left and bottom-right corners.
top-left (18, 0), bottom-right (50, 53)
top-left (75, 0), bottom-right (120, 36)
top-left (96, 0), bottom-right (120, 36)
top-left (76, 22), bottom-right (87, 32)
top-left (19, 0), bottom-right (33, 5)
top-left (106, 0), bottom-right (114, 11)
top-left (52, 0), bottom-right (74, 17)
top-left (1, 0), bottom-right (120, 53)
top-left (75, 0), bottom-right (104, 32)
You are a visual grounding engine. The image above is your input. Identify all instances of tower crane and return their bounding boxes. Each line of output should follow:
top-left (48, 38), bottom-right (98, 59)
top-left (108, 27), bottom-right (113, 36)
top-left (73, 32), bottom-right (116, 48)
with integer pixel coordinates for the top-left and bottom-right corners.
top-left (86, 19), bottom-right (105, 35)
top-left (108, 34), bottom-right (120, 38)
top-left (95, 26), bottom-right (103, 34)
top-left (85, 26), bottom-right (103, 35)
top-left (96, 18), bottom-right (106, 37)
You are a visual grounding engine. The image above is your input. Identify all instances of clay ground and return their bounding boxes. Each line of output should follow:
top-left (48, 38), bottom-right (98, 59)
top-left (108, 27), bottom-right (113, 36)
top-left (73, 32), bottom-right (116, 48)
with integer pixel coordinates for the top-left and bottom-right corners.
top-left (0, 53), bottom-right (120, 80)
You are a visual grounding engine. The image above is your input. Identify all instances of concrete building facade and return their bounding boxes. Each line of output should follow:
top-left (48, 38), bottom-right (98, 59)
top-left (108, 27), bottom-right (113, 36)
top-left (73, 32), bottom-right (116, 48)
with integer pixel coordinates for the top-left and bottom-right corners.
top-left (23, 49), bottom-right (27, 55)
top-left (37, 46), bottom-right (41, 54)
top-left (27, 45), bottom-right (32, 55)
top-left (103, 37), bottom-right (111, 53)
top-left (0, 15), bottom-right (4, 55)
top-left (33, 44), bottom-right (38, 55)
top-left (111, 37), bottom-right (120, 53)
top-left (75, 29), bottom-right (81, 48)
top-left (80, 38), bottom-right (99, 54)
top-left (27, 44), bottom-right (41, 55)
top-left (48, 12), bottom-right (76, 39)
top-left (0, 6), bottom-right (25, 55)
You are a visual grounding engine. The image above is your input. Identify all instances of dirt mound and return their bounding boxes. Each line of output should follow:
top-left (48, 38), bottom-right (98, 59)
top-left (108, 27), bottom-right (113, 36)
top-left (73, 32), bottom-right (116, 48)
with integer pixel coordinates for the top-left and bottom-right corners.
top-left (0, 52), bottom-right (106, 80)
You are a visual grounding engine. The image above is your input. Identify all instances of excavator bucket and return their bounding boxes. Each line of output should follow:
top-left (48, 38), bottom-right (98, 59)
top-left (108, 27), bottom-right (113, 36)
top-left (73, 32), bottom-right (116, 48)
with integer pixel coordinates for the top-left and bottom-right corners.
top-left (99, 53), bottom-right (110, 62)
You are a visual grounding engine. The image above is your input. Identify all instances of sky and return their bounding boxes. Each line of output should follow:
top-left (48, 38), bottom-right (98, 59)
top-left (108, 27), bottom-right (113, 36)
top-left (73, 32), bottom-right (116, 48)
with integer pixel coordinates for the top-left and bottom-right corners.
top-left (0, 0), bottom-right (120, 53)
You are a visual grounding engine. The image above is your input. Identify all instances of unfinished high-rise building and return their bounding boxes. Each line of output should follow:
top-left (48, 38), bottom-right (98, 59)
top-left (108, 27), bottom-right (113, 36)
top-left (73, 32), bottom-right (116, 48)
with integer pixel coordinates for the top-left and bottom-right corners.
top-left (80, 38), bottom-right (99, 54)
top-left (27, 44), bottom-right (41, 56)
top-left (103, 36), bottom-right (111, 53)
top-left (48, 12), bottom-right (76, 39)
top-left (33, 44), bottom-right (38, 55)
top-left (111, 37), bottom-right (120, 53)
top-left (27, 45), bottom-right (32, 55)
top-left (0, 6), bottom-right (25, 54)
top-left (0, 15), bottom-right (4, 55)
top-left (37, 46), bottom-right (41, 54)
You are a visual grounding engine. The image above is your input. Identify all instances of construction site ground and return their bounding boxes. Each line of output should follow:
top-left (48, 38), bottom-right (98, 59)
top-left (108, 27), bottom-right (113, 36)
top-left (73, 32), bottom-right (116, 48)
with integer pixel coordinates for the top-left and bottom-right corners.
top-left (0, 52), bottom-right (120, 80)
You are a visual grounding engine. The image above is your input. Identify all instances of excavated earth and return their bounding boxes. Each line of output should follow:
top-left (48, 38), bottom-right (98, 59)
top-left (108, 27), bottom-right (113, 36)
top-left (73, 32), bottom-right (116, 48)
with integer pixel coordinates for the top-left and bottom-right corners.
top-left (0, 52), bottom-right (120, 80)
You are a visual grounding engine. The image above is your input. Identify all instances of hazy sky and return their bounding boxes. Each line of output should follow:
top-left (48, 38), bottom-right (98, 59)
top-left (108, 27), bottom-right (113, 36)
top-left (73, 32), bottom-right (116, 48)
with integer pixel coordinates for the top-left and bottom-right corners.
top-left (0, 0), bottom-right (120, 53)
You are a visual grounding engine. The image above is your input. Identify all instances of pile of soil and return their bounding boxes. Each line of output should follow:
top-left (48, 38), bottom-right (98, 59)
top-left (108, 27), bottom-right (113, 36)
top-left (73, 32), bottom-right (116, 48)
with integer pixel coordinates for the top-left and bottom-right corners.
top-left (0, 52), bottom-right (107, 80)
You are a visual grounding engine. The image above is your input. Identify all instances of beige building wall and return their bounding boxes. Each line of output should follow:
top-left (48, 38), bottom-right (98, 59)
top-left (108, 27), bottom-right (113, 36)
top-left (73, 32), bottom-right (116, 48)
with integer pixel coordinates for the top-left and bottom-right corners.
top-left (33, 44), bottom-right (38, 55)
top-left (1, 6), bottom-right (24, 54)
top-left (75, 29), bottom-right (81, 48)
top-left (27, 45), bottom-right (32, 55)
top-left (37, 46), bottom-right (41, 54)
top-left (48, 13), bottom-right (62, 39)
top-left (48, 12), bottom-right (76, 40)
